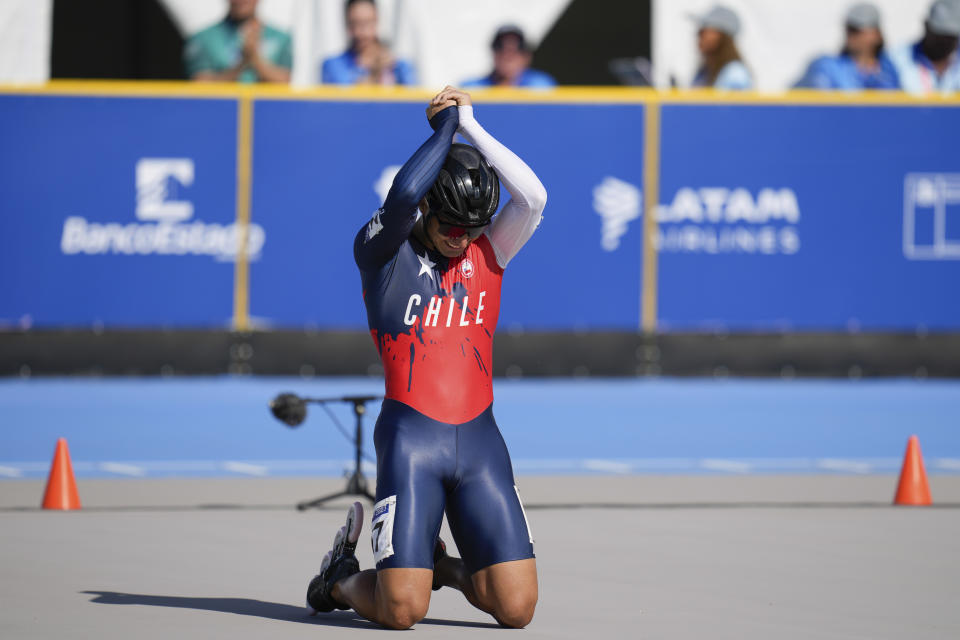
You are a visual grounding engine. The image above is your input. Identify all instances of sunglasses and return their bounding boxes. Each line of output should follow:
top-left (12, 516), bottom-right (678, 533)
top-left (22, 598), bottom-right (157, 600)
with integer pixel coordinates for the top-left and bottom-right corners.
top-left (435, 219), bottom-right (487, 239)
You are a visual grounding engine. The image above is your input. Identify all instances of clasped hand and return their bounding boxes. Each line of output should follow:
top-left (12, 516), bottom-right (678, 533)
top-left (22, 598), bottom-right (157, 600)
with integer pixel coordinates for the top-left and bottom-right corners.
top-left (426, 86), bottom-right (472, 120)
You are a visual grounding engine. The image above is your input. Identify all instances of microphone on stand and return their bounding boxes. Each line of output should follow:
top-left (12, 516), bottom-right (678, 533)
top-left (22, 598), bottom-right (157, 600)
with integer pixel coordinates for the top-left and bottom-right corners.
top-left (269, 393), bottom-right (307, 427)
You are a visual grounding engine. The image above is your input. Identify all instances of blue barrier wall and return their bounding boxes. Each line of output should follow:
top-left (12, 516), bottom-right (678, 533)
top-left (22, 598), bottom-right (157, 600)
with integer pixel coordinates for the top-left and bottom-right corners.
top-left (2, 88), bottom-right (959, 331)
top-left (249, 99), bottom-right (645, 329)
top-left (0, 94), bottom-right (239, 327)
top-left (658, 104), bottom-right (960, 331)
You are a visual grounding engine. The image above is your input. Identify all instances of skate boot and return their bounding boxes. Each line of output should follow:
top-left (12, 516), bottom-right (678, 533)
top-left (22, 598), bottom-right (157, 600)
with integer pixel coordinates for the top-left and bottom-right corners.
top-left (306, 502), bottom-right (364, 614)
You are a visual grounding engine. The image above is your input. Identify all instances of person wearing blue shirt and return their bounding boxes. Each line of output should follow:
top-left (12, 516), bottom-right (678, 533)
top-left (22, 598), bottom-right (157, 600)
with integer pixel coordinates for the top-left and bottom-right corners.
top-left (462, 25), bottom-right (556, 89)
top-left (690, 6), bottom-right (753, 90)
top-left (888, 0), bottom-right (960, 95)
top-left (795, 3), bottom-right (900, 90)
top-left (321, 0), bottom-right (416, 86)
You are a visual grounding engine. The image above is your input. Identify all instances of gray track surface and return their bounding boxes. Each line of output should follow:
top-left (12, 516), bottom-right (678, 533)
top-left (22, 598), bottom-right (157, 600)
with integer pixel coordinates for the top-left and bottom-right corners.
top-left (3, 476), bottom-right (960, 639)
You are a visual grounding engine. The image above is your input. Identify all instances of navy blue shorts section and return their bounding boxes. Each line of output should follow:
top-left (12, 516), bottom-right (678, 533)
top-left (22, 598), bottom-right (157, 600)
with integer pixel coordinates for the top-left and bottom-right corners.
top-left (372, 399), bottom-right (534, 574)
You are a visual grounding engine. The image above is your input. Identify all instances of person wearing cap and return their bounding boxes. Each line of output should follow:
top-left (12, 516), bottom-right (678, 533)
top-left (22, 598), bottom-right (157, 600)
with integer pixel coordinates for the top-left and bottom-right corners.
top-left (462, 25), bottom-right (556, 89)
top-left (691, 5), bottom-right (753, 90)
top-left (888, 0), bottom-right (960, 94)
top-left (794, 3), bottom-right (900, 90)
top-left (321, 0), bottom-right (417, 86)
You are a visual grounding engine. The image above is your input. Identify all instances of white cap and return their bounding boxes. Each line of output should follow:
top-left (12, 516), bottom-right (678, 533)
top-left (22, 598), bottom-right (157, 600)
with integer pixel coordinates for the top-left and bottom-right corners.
top-left (845, 3), bottom-right (881, 30)
top-left (927, 0), bottom-right (960, 37)
top-left (693, 5), bottom-right (741, 37)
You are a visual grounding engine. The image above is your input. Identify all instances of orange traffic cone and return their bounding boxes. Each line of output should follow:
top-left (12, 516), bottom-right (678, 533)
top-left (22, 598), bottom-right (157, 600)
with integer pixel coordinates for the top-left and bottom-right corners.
top-left (893, 435), bottom-right (932, 506)
top-left (41, 438), bottom-right (81, 510)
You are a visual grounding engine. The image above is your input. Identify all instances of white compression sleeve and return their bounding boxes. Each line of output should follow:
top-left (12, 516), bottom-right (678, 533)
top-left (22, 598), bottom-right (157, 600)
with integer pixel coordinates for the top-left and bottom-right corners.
top-left (457, 105), bottom-right (547, 269)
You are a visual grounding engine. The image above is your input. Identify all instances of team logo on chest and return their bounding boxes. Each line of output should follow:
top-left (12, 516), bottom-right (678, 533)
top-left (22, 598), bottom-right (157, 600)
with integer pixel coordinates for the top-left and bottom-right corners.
top-left (459, 258), bottom-right (475, 279)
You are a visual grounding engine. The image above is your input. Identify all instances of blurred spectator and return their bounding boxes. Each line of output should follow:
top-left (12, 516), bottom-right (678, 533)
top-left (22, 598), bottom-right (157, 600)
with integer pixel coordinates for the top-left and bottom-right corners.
top-left (462, 25), bottom-right (556, 88)
top-left (321, 0), bottom-right (416, 86)
top-left (184, 0), bottom-right (292, 83)
top-left (888, 0), bottom-right (960, 94)
top-left (691, 5), bottom-right (752, 90)
top-left (794, 3), bottom-right (900, 90)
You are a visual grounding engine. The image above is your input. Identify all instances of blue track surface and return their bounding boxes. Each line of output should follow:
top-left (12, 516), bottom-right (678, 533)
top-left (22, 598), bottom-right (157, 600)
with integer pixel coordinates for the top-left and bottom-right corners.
top-left (1, 377), bottom-right (958, 478)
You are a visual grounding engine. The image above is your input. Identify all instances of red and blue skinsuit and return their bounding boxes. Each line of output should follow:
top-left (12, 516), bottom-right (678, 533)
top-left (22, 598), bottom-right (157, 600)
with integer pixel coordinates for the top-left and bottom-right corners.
top-left (354, 105), bottom-right (546, 573)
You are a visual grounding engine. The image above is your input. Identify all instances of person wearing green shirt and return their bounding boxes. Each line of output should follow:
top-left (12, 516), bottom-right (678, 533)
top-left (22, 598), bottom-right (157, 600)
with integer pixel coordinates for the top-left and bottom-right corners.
top-left (184, 0), bottom-right (292, 83)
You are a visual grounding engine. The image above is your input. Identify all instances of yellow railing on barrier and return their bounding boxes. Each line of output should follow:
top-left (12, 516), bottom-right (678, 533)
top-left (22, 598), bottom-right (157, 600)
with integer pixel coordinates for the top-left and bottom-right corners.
top-left (4, 81), bottom-right (959, 332)
top-left (5, 81), bottom-right (960, 105)
top-left (233, 92), bottom-right (254, 332)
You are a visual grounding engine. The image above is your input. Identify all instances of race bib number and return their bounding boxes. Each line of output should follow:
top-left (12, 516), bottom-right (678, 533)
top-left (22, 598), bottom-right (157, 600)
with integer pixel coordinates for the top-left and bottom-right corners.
top-left (515, 485), bottom-right (534, 545)
top-left (371, 495), bottom-right (397, 563)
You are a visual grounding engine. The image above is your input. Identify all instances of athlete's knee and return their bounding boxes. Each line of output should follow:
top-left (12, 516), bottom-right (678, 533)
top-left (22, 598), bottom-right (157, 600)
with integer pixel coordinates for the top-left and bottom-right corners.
top-left (379, 603), bottom-right (428, 630)
top-left (377, 592), bottom-right (429, 630)
top-left (494, 592), bottom-right (537, 629)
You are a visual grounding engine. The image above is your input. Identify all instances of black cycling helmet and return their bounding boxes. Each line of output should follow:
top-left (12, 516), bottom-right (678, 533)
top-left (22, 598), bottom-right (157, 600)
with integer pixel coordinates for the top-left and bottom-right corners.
top-left (425, 143), bottom-right (500, 226)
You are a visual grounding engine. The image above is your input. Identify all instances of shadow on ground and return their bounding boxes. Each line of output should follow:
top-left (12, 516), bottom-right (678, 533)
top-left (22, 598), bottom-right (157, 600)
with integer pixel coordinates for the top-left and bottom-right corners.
top-left (82, 591), bottom-right (499, 629)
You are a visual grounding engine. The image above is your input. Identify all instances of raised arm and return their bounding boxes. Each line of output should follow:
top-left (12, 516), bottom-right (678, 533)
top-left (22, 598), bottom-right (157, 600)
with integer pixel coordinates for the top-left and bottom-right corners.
top-left (455, 104), bottom-right (547, 268)
top-left (354, 105), bottom-right (459, 269)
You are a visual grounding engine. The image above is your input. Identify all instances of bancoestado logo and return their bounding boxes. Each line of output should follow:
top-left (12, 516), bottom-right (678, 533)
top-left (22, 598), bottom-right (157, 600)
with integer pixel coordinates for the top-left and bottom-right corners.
top-left (60, 158), bottom-right (265, 261)
top-left (593, 177), bottom-right (800, 255)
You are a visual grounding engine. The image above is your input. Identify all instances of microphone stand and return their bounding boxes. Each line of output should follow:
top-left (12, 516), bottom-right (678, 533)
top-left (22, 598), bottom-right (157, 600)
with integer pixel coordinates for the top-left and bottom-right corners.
top-left (295, 395), bottom-right (380, 511)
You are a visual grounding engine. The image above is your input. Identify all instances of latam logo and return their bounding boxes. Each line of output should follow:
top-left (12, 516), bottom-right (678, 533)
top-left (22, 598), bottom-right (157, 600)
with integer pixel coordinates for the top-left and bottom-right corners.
top-left (593, 177), bottom-right (801, 256)
top-left (904, 173), bottom-right (960, 260)
top-left (60, 158), bottom-right (265, 261)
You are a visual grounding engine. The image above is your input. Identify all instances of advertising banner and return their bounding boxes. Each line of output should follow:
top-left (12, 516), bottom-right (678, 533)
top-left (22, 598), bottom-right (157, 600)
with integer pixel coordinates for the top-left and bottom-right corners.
top-left (656, 104), bottom-right (960, 330)
top-left (3, 91), bottom-right (958, 332)
top-left (249, 100), bottom-right (646, 330)
top-left (0, 95), bottom-right (243, 328)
